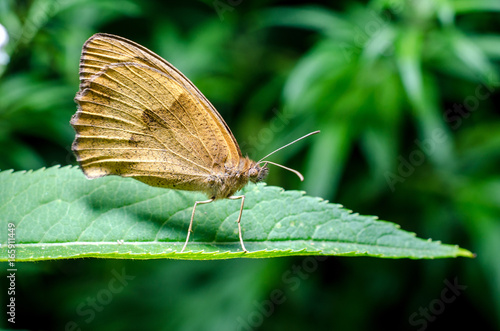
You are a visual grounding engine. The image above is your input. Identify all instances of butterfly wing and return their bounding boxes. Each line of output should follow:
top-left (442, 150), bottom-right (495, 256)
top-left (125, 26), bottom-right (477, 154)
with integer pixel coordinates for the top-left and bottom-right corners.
top-left (71, 34), bottom-right (242, 193)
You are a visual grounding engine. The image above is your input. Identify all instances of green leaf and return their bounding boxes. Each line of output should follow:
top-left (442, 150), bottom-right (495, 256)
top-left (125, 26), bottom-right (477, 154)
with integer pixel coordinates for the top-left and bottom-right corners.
top-left (0, 166), bottom-right (473, 261)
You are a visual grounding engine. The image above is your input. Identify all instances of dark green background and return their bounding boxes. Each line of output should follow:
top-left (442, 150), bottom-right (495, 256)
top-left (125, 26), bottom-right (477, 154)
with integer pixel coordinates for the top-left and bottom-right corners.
top-left (1, 0), bottom-right (499, 330)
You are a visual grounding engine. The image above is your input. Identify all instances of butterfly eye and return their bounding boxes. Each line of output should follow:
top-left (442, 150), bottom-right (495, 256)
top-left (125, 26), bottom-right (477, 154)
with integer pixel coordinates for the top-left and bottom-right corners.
top-left (248, 167), bottom-right (259, 178)
top-left (249, 165), bottom-right (268, 183)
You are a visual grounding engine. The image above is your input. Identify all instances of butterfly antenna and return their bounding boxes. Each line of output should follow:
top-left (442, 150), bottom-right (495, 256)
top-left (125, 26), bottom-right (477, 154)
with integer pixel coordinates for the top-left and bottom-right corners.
top-left (257, 130), bottom-right (320, 181)
top-left (262, 161), bottom-right (305, 181)
top-left (257, 130), bottom-right (320, 163)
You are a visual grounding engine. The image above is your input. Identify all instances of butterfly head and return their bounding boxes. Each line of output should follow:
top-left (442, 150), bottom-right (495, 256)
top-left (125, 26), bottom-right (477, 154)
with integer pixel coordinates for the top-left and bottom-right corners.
top-left (248, 163), bottom-right (269, 183)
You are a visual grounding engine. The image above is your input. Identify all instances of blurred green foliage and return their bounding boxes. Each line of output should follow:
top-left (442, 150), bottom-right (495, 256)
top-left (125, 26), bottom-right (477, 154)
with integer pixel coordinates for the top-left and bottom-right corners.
top-left (0, 0), bottom-right (499, 330)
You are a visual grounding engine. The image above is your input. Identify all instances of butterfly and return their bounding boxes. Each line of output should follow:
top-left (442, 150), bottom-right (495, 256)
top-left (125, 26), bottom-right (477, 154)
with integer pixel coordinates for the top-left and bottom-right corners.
top-left (70, 33), bottom-right (318, 252)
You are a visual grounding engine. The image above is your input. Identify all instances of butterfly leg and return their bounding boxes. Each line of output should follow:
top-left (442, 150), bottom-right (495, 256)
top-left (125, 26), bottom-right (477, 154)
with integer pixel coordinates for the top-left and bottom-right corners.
top-left (181, 198), bottom-right (214, 253)
top-left (228, 195), bottom-right (248, 253)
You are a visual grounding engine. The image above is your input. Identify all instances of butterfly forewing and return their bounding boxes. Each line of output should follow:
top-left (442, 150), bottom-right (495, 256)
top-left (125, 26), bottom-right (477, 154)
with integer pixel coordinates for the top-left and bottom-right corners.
top-left (72, 34), bottom-right (243, 192)
top-left (78, 33), bottom-right (241, 160)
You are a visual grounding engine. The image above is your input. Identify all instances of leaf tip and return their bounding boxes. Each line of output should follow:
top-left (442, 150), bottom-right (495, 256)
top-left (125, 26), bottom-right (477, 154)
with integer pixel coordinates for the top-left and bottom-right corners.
top-left (457, 247), bottom-right (475, 258)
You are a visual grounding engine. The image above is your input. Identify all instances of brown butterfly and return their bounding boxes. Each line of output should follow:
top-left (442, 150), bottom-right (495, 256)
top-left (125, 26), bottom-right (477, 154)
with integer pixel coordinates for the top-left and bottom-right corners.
top-left (70, 33), bottom-right (318, 252)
